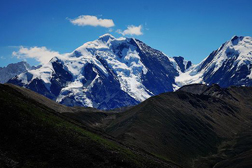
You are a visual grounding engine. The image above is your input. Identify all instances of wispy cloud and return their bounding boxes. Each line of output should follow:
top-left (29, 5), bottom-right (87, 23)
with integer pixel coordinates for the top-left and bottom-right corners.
top-left (12, 46), bottom-right (61, 64)
top-left (69, 15), bottom-right (115, 28)
top-left (116, 25), bottom-right (143, 36)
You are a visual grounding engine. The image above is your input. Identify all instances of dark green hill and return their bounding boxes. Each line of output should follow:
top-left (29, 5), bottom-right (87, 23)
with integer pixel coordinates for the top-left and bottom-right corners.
top-left (106, 84), bottom-right (252, 168)
top-left (0, 84), bottom-right (177, 168)
top-left (2, 82), bottom-right (252, 168)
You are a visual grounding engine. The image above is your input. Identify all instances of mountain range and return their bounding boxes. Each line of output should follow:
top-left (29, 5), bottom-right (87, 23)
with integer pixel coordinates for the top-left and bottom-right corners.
top-left (7, 34), bottom-right (252, 109)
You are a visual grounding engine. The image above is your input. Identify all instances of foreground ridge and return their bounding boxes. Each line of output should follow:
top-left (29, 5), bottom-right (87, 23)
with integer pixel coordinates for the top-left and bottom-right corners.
top-left (0, 83), bottom-right (178, 168)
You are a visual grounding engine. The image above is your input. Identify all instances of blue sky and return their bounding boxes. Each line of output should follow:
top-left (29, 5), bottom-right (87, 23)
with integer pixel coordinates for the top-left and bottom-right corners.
top-left (0, 0), bottom-right (252, 67)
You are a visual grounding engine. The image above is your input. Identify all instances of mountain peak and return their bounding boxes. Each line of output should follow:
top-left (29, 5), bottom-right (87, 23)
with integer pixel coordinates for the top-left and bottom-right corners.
top-left (230, 35), bottom-right (244, 45)
top-left (98, 33), bottom-right (115, 42)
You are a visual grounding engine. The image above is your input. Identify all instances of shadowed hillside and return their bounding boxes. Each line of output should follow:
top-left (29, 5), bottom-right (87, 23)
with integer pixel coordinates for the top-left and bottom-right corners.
top-left (106, 84), bottom-right (252, 168)
top-left (2, 83), bottom-right (252, 168)
top-left (0, 84), bottom-right (177, 168)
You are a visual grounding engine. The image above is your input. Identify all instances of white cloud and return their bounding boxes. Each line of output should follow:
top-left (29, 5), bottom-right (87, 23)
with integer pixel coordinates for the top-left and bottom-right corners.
top-left (69, 15), bottom-right (115, 28)
top-left (116, 25), bottom-right (143, 36)
top-left (12, 46), bottom-right (61, 64)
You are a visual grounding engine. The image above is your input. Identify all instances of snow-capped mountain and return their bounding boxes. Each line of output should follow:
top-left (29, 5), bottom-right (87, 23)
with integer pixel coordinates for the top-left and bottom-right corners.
top-left (8, 34), bottom-right (178, 110)
top-left (0, 61), bottom-right (33, 83)
top-left (176, 35), bottom-right (252, 88)
top-left (8, 35), bottom-right (252, 109)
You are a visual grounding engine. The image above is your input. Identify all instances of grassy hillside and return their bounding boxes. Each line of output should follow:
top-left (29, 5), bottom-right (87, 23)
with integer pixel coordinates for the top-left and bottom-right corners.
top-left (0, 84), bottom-right (177, 168)
top-left (2, 83), bottom-right (252, 168)
top-left (106, 84), bottom-right (252, 168)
